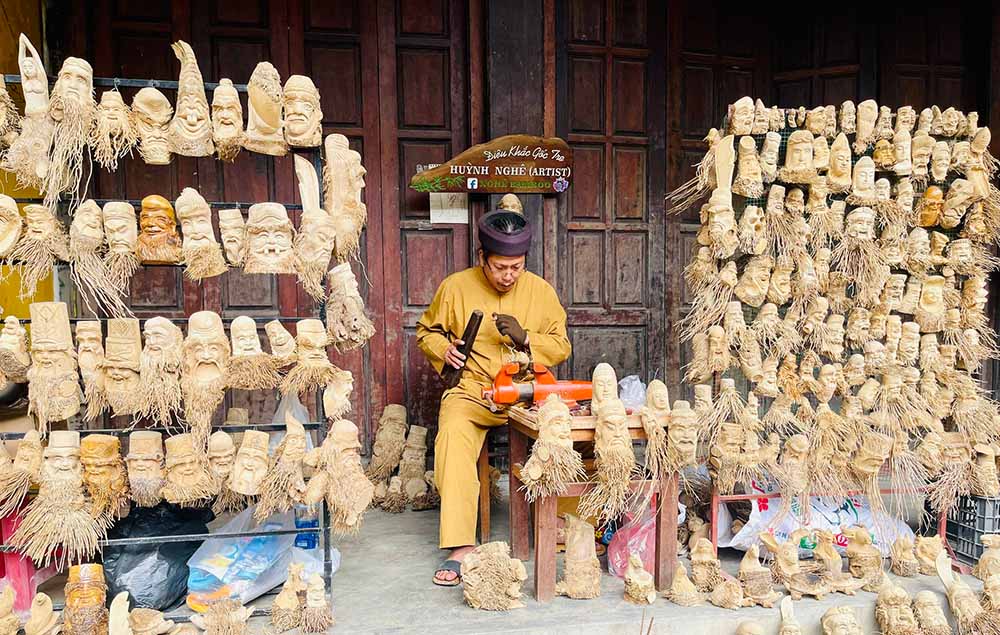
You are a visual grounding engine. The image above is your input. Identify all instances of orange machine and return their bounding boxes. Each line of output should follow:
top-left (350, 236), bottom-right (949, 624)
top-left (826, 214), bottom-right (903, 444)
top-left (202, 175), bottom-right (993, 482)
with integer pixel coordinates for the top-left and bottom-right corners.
top-left (482, 362), bottom-right (592, 411)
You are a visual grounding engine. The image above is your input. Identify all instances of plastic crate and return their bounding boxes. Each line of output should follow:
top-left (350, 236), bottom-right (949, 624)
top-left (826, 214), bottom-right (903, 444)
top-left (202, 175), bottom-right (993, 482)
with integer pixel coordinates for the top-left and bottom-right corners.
top-left (946, 495), bottom-right (1000, 565)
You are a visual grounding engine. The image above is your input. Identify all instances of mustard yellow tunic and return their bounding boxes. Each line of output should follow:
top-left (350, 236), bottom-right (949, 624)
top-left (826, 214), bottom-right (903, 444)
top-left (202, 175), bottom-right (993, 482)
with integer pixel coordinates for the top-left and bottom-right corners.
top-left (416, 266), bottom-right (571, 548)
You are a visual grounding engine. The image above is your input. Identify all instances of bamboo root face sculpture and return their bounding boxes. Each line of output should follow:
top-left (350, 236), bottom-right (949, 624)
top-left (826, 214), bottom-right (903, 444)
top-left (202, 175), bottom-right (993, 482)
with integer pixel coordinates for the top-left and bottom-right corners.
top-left (10, 431), bottom-right (102, 569)
top-left (266, 319), bottom-right (297, 367)
top-left (27, 302), bottom-right (80, 432)
top-left (80, 434), bottom-right (129, 527)
top-left (132, 87), bottom-right (173, 164)
top-left (0, 316), bottom-right (32, 382)
top-left (0, 430), bottom-right (42, 519)
top-left (181, 310), bottom-right (229, 441)
top-left (139, 316), bottom-right (183, 426)
top-left (282, 319), bottom-right (343, 397)
top-left (44, 56), bottom-right (96, 209)
top-left (177, 188), bottom-right (227, 280)
top-left (821, 606), bottom-right (863, 635)
top-left (975, 535), bottom-right (1000, 581)
top-left (579, 363), bottom-right (635, 522)
top-left (255, 413), bottom-right (308, 522)
top-left (137, 194), bottom-right (182, 264)
top-left (90, 90), bottom-right (136, 172)
top-left (127, 430), bottom-right (165, 507)
top-left (306, 418), bottom-right (373, 535)
top-left (63, 564), bottom-right (108, 635)
top-left (168, 40), bottom-right (213, 157)
top-left (323, 133), bottom-right (367, 262)
top-left (10, 205), bottom-right (70, 299)
top-left (460, 542), bottom-right (528, 611)
top-left (244, 62), bottom-right (287, 156)
top-left (283, 75), bottom-right (323, 148)
top-left (243, 202), bottom-right (296, 274)
top-left (101, 201), bottom-right (140, 292)
top-left (218, 208), bottom-right (247, 266)
top-left (624, 552), bottom-right (657, 605)
top-left (229, 430), bottom-right (270, 496)
top-left (99, 318), bottom-right (143, 417)
top-left (161, 433), bottom-right (214, 505)
top-left (227, 315), bottom-right (280, 390)
top-left (556, 514), bottom-right (601, 599)
top-left (212, 78), bottom-right (244, 162)
top-left (325, 264), bottom-right (376, 352)
top-left (521, 394), bottom-right (584, 501)
top-left (366, 404), bottom-right (408, 482)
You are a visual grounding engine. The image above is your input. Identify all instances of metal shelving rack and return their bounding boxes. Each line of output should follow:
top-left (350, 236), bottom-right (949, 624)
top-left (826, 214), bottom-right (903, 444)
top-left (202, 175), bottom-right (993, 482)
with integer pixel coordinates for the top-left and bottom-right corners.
top-left (0, 71), bottom-right (346, 623)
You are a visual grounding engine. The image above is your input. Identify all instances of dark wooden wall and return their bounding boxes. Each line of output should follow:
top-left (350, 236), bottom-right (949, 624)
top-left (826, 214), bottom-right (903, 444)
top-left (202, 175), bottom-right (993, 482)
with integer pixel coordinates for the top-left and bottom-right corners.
top-left (44, 0), bottom-right (1000, 442)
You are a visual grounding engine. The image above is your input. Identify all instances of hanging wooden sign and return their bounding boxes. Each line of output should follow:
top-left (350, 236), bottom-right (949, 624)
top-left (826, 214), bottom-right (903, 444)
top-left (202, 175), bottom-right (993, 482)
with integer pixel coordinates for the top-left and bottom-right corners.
top-left (409, 134), bottom-right (573, 194)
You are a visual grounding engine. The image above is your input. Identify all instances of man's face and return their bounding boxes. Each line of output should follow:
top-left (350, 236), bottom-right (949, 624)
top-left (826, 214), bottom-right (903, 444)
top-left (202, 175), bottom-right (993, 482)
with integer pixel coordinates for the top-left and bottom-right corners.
top-left (104, 214), bottom-right (137, 252)
top-left (25, 208), bottom-right (55, 239)
top-left (284, 92), bottom-right (320, 138)
top-left (787, 139), bottom-right (812, 170)
top-left (298, 216), bottom-right (336, 263)
top-left (72, 207), bottom-right (104, 242)
top-left (168, 456), bottom-right (198, 482)
top-left (128, 457), bottom-right (161, 480)
top-left (247, 218), bottom-right (293, 260)
top-left (179, 208), bottom-right (215, 248)
top-left (298, 330), bottom-right (328, 364)
top-left (480, 251), bottom-right (525, 294)
top-left (77, 331), bottom-right (102, 353)
top-left (209, 450), bottom-right (235, 479)
top-left (233, 449), bottom-right (268, 489)
top-left (44, 447), bottom-right (79, 479)
top-left (212, 93), bottom-right (242, 137)
top-left (143, 324), bottom-right (169, 353)
top-left (187, 335), bottom-right (227, 382)
top-left (232, 323), bottom-right (261, 356)
top-left (176, 94), bottom-right (209, 135)
top-left (668, 411), bottom-right (698, 461)
top-left (57, 63), bottom-right (91, 106)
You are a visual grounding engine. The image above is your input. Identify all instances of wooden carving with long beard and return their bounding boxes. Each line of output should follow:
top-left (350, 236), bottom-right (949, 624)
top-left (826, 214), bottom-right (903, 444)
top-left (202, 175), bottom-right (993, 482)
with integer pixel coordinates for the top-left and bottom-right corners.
top-left (0, 429), bottom-right (42, 518)
top-left (27, 302), bottom-right (80, 433)
top-left (578, 364), bottom-right (636, 522)
top-left (244, 62), bottom-right (287, 156)
top-left (555, 513), bottom-right (600, 599)
top-left (9, 205), bottom-right (70, 299)
top-left (181, 311), bottom-right (229, 444)
top-left (255, 413), bottom-right (309, 523)
top-left (935, 549), bottom-right (1000, 635)
top-left (226, 315), bottom-right (281, 390)
top-left (90, 90), bottom-right (136, 171)
top-left (304, 418), bottom-right (373, 535)
top-left (139, 317), bottom-right (184, 426)
top-left (212, 78), bottom-right (244, 162)
top-left (126, 430), bottom-right (165, 508)
top-left (325, 263), bottom-right (375, 352)
top-left (461, 542), bottom-right (528, 611)
top-left (208, 430), bottom-right (252, 515)
top-left (160, 433), bottom-right (215, 506)
top-left (281, 319), bottom-right (343, 397)
top-left (293, 154), bottom-right (336, 299)
top-left (176, 188), bottom-right (228, 280)
top-left (90, 318), bottom-right (143, 419)
top-left (520, 394), bottom-right (584, 501)
top-left (80, 434), bottom-right (130, 529)
top-left (101, 201), bottom-right (141, 292)
top-left (62, 564), bottom-right (108, 635)
top-left (190, 599), bottom-right (252, 635)
top-left (168, 40), bottom-right (214, 157)
top-left (68, 200), bottom-right (128, 319)
top-left (0, 315), bottom-right (31, 382)
top-left (10, 431), bottom-right (103, 568)
top-left (44, 56), bottom-right (96, 209)
top-left (323, 133), bottom-right (367, 262)
top-left (365, 404), bottom-right (408, 482)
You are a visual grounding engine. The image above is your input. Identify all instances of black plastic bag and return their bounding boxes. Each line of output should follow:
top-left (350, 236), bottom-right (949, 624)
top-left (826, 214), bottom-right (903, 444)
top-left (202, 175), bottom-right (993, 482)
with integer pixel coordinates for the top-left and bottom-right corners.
top-left (103, 503), bottom-right (213, 609)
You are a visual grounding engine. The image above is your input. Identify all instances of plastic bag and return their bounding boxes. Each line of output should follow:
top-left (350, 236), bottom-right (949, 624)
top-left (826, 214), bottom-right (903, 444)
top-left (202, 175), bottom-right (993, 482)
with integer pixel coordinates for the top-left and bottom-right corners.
top-left (718, 479), bottom-right (914, 558)
top-left (104, 503), bottom-right (213, 610)
top-left (185, 507), bottom-right (328, 611)
top-left (270, 392), bottom-right (314, 453)
top-left (618, 375), bottom-right (646, 411)
top-left (606, 496), bottom-right (686, 578)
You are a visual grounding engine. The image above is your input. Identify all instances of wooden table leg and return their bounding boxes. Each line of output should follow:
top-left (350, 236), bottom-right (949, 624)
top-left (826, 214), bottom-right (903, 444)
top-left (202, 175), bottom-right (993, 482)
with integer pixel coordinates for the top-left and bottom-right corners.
top-left (655, 472), bottom-right (679, 590)
top-left (477, 443), bottom-right (490, 543)
top-left (509, 425), bottom-right (530, 561)
top-left (710, 486), bottom-right (720, 555)
top-left (533, 493), bottom-right (558, 602)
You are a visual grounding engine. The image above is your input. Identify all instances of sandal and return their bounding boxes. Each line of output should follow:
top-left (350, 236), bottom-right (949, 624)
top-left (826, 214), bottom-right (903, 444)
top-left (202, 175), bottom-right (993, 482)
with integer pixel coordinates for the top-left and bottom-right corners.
top-left (433, 559), bottom-right (463, 587)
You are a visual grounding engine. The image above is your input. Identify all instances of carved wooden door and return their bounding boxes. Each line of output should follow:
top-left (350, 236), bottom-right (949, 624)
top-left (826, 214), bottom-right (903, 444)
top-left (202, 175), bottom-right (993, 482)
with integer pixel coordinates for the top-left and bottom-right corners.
top-left (554, 0), bottom-right (666, 388)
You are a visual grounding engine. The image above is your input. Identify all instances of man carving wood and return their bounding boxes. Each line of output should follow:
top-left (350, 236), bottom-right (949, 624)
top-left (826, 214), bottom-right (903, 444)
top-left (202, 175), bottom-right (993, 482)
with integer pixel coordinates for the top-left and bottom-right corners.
top-left (417, 195), bottom-right (571, 586)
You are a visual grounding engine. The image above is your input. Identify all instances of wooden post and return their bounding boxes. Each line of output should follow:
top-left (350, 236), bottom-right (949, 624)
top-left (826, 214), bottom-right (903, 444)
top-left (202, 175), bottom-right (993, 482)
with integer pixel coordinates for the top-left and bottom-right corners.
top-left (509, 427), bottom-right (531, 560)
top-left (655, 472), bottom-right (680, 589)
top-left (533, 494), bottom-right (558, 602)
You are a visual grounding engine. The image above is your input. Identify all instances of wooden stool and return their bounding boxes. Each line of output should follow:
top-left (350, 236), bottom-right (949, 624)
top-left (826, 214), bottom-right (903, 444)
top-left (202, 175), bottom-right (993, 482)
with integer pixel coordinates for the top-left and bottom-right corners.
top-left (477, 439), bottom-right (490, 543)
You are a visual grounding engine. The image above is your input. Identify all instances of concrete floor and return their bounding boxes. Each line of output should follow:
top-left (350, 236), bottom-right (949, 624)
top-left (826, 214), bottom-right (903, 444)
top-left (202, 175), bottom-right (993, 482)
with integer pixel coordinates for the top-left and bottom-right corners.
top-left (327, 490), bottom-right (968, 635)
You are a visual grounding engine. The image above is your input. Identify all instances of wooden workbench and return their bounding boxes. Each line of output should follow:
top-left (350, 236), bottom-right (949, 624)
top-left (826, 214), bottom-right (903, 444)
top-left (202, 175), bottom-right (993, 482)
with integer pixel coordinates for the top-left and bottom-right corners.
top-left (506, 405), bottom-right (679, 601)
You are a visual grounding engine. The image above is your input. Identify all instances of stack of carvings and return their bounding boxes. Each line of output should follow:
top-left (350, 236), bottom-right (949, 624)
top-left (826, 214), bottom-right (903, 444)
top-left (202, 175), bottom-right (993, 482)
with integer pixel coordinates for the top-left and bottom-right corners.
top-left (365, 404), bottom-right (441, 513)
top-left (0, 33), bottom-right (372, 332)
top-left (671, 96), bottom-right (1000, 523)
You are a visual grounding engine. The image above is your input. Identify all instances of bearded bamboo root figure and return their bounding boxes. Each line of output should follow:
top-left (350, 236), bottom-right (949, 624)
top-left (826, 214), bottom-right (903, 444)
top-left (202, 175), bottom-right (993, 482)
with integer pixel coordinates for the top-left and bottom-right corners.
top-left (521, 394), bottom-right (584, 501)
top-left (244, 62), bottom-right (287, 156)
top-left (739, 544), bottom-right (781, 608)
top-left (96, 317), bottom-right (143, 418)
top-left (300, 574), bottom-right (334, 633)
top-left (90, 90), bottom-right (136, 171)
top-left (935, 549), bottom-right (1000, 635)
top-left (281, 319), bottom-right (343, 397)
top-left (293, 154), bottom-right (336, 299)
top-left (555, 514), bottom-right (601, 599)
top-left (890, 536), bottom-right (919, 577)
top-left (127, 430), bottom-right (165, 508)
top-left (0, 430), bottom-right (42, 518)
top-left (27, 302), bottom-right (81, 433)
top-left (324, 133), bottom-right (368, 262)
top-left (101, 201), bottom-right (140, 292)
top-left (226, 315), bottom-right (281, 390)
top-left (139, 316), bottom-right (184, 426)
top-left (209, 430), bottom-right (252, 515)
top-left (10, 431), bottom-right (103, 568)
top-left (665, 563), bottom-right (703, 606)
top-left (461, 542), bottom-right (528, 611)
top-left (366, 404), bottom-right (408, 482)
top-left (62, 564), bottom-right (108, 635)
top-left (177, 187), bottom-right (228, 280)
top-left (690, 537), bottom-right (723, 592)
top-left (44, 56), bottom-right (96, 209)
top-left (578, 367), bottom-right (635, 522)
top-left (190, 599), bottom-right (252, 635)
top-left (81, 434), bottom-right (129, 529)
top-left (0, 316), bottom-right (31, 382)
top-left (212, 78), bottom-right (244, 162)
top-left (3, 35), bottom-right (50, 190)
top-left (304, 418), bottom-right (373, 535)
top-left (624, 552), bottom-right (657, 605)
top-left (326, 263), bottom-right (376, 352)
top-left (255, 413), bottom-right (308, 523)
top-left (161, 433), bottom-right (215, 506)
top-left (0, 586), bottom-right (18, 635)
top-left (272, 565), bottom-right (304, 632)
top-left (10, 205), bottom-right (70, 300)
top-left (129, 607), bottom-right (176, 635)
top-left (68, 200), bottom-right (127, 319)
top-left (136, 195), bottom-right (182, 264)
top-left (875, 579), bottom-right (920, 635)
top-left (181, 311), bottom-right (230, 444)
top-left (168, 40), bottom-right (214, 157)
top-left (229, 430), bottom-right (270, 498)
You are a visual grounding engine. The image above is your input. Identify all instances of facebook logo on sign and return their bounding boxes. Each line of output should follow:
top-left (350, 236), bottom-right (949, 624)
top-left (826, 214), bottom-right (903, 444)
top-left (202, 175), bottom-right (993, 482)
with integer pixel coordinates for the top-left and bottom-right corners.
top-left (467, 178), bottom-right (479, 190)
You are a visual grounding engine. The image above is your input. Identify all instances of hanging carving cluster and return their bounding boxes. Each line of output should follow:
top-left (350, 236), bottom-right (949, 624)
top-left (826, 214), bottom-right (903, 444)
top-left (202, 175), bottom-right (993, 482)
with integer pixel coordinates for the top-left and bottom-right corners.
top-left (670, 96), bottom-right (1000, 518)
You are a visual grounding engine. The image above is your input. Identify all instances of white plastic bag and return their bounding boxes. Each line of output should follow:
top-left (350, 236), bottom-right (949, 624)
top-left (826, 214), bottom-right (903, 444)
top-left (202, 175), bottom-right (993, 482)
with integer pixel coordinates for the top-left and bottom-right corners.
top-left (186, 507), bottom-right (329, 609)
top-left (718, 479), bottom-right (914, 558)
top-left (618, 375), bottom-right (646, 411)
